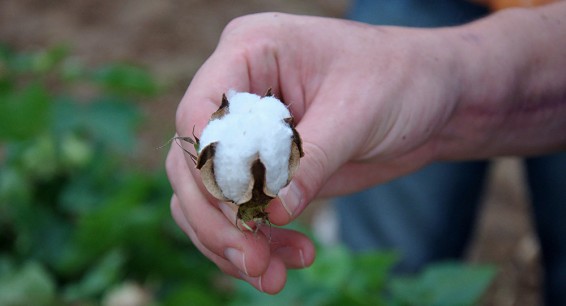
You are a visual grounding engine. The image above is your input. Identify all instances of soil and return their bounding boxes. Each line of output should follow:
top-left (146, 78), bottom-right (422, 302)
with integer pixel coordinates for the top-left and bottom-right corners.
top-left (1, 1), bottom-right (541, 305)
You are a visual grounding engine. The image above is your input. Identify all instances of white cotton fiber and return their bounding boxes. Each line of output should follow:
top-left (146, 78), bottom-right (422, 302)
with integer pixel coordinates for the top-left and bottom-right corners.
top-left (198, 91), bottom-right (293, 204)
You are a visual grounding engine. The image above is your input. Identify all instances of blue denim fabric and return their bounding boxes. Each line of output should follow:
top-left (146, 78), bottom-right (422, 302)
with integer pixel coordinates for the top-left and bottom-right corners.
top-left (336, 161), bottom-right (489, 271)
top-left (526, 153), bottom-right (566, 305)
top-left (347, 0), bottom-right (487, 26)
top-left (334, 1), bottom-right (566, 305)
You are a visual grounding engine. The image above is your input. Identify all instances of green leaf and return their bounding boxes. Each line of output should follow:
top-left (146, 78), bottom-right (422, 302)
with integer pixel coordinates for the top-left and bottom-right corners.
top-left (31, 45), bottom-right (69, 74)
top-left (85, 96), bottom-right (142, 150)
top-left (346, 251), bottom-right (397, 297)
top-left (20, 134), bottom-right (58, 179)
top-left (230, 245), bottom-right (395, 306)
top-left (303, 246), bottom-right (352, 288)
top-left (1, 45), bottom-right (68, 75)
top-left (0, 44), bottom-right (12, 61)
top-left (0, 166), bottom-right (31, 205)
top-left (60, 132), bottom-right (94, 168)
top-left (164, 283), bottom-right (225, 306)
top-left (90, 63), bottom-right (159, 96)
top-left (0, 261), bottom-right (56, 306)
top-left (389, 262), bottom-right (496, 306)
top-left (58, 175), bottom-right (101, 216)
top-left (63, 249), bottom-right (126, 302)
top-left (52, 96), bottom-right (141, 152)
top-left (19, 205), bottom-right (73, 268)
top-left (0, 83), bottom-right (51, 140)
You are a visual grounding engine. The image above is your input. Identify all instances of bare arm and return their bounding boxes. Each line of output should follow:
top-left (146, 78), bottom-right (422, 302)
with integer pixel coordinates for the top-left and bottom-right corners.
top-left (438, 3), bottom-right (566, 159)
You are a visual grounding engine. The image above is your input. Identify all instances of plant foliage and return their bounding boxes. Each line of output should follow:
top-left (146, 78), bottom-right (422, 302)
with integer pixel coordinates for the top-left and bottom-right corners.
top-left (0, 44), bottom-right (225, 305)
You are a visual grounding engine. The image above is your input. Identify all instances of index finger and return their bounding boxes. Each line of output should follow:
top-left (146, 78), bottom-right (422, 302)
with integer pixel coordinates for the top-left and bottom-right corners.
top-left (176, 19), bottom-right (284, 142)
top-left (166, 144), bottom-right (272, 277)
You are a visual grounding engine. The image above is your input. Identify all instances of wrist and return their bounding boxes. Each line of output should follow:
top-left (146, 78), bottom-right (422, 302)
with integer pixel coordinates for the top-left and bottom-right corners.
top-left (433, 11), bottom-right (519, 160)
top-left (434, 5), bottom-right (566, 160)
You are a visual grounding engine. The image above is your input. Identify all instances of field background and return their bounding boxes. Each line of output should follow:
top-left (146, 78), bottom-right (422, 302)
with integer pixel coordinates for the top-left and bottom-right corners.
top-left (1, 1), bottom-right (540, 305)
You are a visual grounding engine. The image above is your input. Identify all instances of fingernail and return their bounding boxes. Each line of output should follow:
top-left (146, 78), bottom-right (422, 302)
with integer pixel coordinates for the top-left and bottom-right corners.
top-left (258, 275), bottom-right (263, 292)
top-left (239, 272), bottom-right (263, 292)
top-left (225, 248), bottom-right (248, 276)
top-left (279, 181), bottom-right (302, 217)
top-left (274, 247), bottom-right (307, 268)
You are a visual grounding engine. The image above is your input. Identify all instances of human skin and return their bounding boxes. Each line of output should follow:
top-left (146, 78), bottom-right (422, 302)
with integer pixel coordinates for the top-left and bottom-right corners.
top-left (166, 3), bottom-right (566, 294)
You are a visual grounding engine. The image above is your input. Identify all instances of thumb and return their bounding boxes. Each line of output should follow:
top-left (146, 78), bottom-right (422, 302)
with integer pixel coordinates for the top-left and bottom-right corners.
top-left (268, 105), bottom-right (357, 225)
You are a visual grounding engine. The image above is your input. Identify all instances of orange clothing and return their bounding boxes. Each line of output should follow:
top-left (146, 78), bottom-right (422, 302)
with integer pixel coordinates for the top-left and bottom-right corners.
top-left (471, 0), bottom-right (559, 11)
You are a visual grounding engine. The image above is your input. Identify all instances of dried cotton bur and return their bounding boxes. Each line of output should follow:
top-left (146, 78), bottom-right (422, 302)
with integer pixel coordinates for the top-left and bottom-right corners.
top-left (175, 89), bottom-right (303, 233)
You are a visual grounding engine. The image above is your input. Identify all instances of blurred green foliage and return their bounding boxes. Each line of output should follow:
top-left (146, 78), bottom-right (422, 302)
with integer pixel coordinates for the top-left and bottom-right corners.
top-left (231, 240), bottom-right (495, 306)
top-left (0, 45), bottom-right (495, 306)
top-left (0, 44), bottom-right (224, 305)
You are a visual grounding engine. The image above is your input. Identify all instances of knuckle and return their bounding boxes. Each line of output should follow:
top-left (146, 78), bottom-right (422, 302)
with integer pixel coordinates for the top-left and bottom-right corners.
top-left (220, 14), bottom-right (281, 51)
top-left (222, 15), bottom-right (249, 37)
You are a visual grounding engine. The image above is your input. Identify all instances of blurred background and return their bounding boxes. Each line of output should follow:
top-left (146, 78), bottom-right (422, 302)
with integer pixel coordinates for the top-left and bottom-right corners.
top-left (0, 1), bottom-right (540, 305)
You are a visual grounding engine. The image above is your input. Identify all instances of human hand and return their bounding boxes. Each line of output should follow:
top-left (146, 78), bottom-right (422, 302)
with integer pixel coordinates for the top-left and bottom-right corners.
top-left (166, 12), bottom-right (462, 293)
top-left (167, 5), bottom-right (566, 293)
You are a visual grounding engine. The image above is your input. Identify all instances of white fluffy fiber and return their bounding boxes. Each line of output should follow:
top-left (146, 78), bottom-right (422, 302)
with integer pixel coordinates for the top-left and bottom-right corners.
top-left (199, 91), bottom-right (293, 204)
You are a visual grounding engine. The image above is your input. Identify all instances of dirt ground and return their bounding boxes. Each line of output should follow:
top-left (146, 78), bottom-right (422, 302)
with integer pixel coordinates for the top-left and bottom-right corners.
top-left (1, 1), bottom-right (542, 305)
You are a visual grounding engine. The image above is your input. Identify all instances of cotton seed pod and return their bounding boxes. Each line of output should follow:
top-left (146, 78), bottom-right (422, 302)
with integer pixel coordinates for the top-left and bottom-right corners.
top-left (182, 89), bottom-right (303, 231)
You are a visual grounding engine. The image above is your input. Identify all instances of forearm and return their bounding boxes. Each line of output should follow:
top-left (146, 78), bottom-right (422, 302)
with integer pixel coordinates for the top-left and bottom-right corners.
top-left (437, 2), bottom-right (566, 159)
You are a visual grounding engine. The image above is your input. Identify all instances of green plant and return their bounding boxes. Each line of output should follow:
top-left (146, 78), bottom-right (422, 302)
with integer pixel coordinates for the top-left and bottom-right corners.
top-left (389, 262), bottom-right (496, 306)
top-left (230, 240), bottom-right (495, 306)
top-left (0, 44), bottom-right (227, 305)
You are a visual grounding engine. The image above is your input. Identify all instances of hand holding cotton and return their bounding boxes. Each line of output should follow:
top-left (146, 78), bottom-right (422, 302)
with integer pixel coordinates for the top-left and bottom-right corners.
top-left (180, 89), bottom-right (303, 231)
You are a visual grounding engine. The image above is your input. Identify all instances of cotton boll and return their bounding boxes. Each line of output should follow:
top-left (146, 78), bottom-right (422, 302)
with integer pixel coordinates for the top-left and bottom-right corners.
top-left (188, 90), bottom-right (303, 231)
top-left (256, 96), bottom-right (291, 120)
top-left (198, 91), bottom-right (297, 204)
top-left (260, 121), bottom-right (292, 194)
top-left (225, 92), bottom-right (258, 115)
